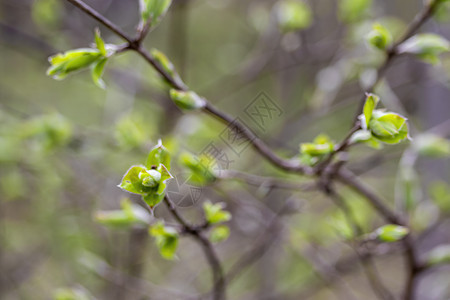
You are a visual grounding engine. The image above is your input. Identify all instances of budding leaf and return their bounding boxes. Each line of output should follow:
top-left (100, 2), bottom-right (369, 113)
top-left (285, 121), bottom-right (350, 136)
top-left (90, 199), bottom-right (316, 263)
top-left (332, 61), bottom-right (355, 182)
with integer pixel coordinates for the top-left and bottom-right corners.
top-left (203, 201), bottom-right (231, 224)
top-left (429, 181), bottom-right (450, 213)
top-left (412, 134), bottom-right (450, 157)
top-left (375, 224), bottom-right (409, 242)
top-left (47, 29), bottom-right (111, 87)
top-left (275, 0), bottom-right (312, 33)
top-left (367, 23), bottom-right (393, 50)
top-left (142, 192), bottom-right (165, 208)
top-left (209, 225), bottom-right (230, 243)
top-left (426, 244), bottom-right (450, 266)
top-left (47, 48), bottom-right (102, 80)
top-left (180, 152), bottom-right (217, 185)
top-left (146, 140), bottom-right (171, 170)
top-left (20, 112), bottom-right (72, 151)
top-left (94, 199), bottom-right (150, 229)
top-left (339, 0), bottom-right (372, 23)
top-left (118, 164), bottom-right (172, 208)
top-left (140, 0), bottom-right (172, 28)
top-left (94, 28), bottom-right (107, 56)
top-left (118, 165), bottom-right (151, 195)
top-left (150, 48), bottom-right (183, 84)
top-left (398, 33), bottom-right (450, 64)
top-left (149, 222), bottom-right (179, 260)
top-left (362, 93), bottom-right (380, 129)
top-left (349, 129), bottom-right (372, 143)
top-left (169, 89), bottom-right (206, 111)
top-left (300, 134), bottom-right (334, 156)
top-left (369, 111), bottom-right (409, 144)
top-left (91, 58), bottom-right (107, 89)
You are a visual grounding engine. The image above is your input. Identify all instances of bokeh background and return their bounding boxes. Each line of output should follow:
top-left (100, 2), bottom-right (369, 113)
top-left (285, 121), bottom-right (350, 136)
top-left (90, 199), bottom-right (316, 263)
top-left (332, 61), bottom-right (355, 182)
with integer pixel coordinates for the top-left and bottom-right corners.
top-left (1, 0), bottom-right (450, 299)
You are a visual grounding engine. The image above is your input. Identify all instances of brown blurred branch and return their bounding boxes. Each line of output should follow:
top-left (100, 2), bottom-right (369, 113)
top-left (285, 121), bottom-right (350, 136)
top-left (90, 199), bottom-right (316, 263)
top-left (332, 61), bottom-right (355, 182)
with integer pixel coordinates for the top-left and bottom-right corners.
top-left (218, 170), bottom-right (316, 191)
top-left (163, 195), bottom-right (226, 300)
top-left (321, 183), bottom-right (395, 300)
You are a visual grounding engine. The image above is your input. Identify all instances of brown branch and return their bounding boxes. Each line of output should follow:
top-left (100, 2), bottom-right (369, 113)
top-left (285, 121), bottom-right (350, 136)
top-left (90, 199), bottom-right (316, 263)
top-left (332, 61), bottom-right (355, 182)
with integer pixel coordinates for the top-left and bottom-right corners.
top-left (321, 184), bottom-right (395, 300)
top-left (314, 122), bottom-right (362, 175)
top-left (66, 0), bottom-right (133, 43)
top-left (202, 103), bottom-right (312, 174)
top-left (163, 195), bottom-right (226, 300)
top-left (336, 168), bottom-right (403, 225)
top-left (336, 169), bottom-right (422, 299)
top-left (218, 170), bottom-right (316, 191)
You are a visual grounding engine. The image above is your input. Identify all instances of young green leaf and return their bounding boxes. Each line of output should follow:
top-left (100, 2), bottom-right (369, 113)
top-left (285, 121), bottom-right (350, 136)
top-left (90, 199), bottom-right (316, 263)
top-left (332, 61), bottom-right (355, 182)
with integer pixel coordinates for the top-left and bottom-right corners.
top-left (20, 112), bottom-right (73, 151)
top-left (209, 225), bottom-right (230, 243)
top-left (369, 111), bottom-right (409, 144)
top-left (362, 93), bottom-right (380, 129)
top-left (140, 0), bottom-right (172, 27)
top-left (91, 58), bottom-right (107, 89)
top-left (150, 48), bottom-right (182, 85)
top-left (375, 224), bottom-right (409, 242)
top-left (426, 244), bottom-right (450, 266)
top-left (169, 89), bottom-right (206, 110)
top-left (114, 113), bottom-right (147, 149)
top-left (94, 199), bottom-right (150, 229)
top-left (412, 134), bottom-right (450, 157)
top-left (367, 23), bottom-right (393, 50)
top-left (398, 33), bottom-right (450, 64)
top-left (142, 192), bottom-right (165, 208)
top-left (47, 48), bottom-right (102, 80)
top-left (140, 169), bottom-right (162, 187)
top-left (338, 0), bottom-right (372, 23)
top-left (349, 129), bottom-right (372, 143)
top-left (180, 152), bottom-right (217, 185)
top-left (94, 28), bottom-right (107, 56)
top-left (118, 165), bottom-right (151, 195)
top-left (274, 0), bottom-right (312, 33)
top-left (149, 221), bottom-right (179, 260)
top-left (118, 144), bottom-right (172, 209)
top-left (203, 201), bottom-right (232, 224)
top-left (145, 140), bottom-right (171, 170)
top-left (300, 134), bottom-right (334, 156)
top-left (429, 181), bottom-right (450, 213)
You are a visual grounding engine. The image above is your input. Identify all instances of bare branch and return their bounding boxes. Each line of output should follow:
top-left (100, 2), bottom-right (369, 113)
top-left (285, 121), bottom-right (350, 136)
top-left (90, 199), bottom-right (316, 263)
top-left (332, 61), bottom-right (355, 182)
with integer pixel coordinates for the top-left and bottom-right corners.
top-left (163, 195), bottom-right (226, 300)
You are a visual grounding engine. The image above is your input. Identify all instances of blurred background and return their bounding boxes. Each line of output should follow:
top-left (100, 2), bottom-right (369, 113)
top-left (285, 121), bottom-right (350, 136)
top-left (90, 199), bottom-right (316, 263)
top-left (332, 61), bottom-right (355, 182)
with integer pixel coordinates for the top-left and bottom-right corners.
top-left (1, 0), bottom-right (450, 299)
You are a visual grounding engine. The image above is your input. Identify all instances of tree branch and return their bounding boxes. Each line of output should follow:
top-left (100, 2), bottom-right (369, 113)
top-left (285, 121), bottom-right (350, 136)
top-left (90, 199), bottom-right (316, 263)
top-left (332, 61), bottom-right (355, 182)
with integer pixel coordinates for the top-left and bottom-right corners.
top-left (336, 168), bottom-right (403, 225)
top-left (163, 195), bottom-right (226, 300)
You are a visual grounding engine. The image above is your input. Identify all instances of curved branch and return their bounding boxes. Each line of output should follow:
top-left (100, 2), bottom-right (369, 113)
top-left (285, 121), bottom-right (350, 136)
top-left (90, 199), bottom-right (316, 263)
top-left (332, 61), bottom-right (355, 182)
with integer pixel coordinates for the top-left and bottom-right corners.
top-left (163, 195), bottom-right (226, 300)
top-left (336, 168), bottom-right (403, 225)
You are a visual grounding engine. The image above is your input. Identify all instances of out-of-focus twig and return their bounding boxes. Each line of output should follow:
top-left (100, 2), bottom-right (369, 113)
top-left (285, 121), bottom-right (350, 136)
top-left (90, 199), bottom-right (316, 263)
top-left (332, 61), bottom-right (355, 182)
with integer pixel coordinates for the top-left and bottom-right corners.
top-left (163, 195), bottom-right (226, 300)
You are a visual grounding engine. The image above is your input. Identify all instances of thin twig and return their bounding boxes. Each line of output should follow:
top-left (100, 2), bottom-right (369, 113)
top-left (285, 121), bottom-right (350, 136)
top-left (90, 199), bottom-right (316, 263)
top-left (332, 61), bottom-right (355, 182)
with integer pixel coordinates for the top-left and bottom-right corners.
top-left (336, 168), bottom-right (403, 225)
top-left (322, 184), bottom-right (395, 300)
top-left (314, 122), bottom-right (362, 174)
top-left (218, 170), bottom-right (316, 191)
top-left (163, 195), bottom-right (226, 300)
top-left (66, 0), bottom-right (133, 43)
top-left (202, 103), bottom-right (313, 175)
